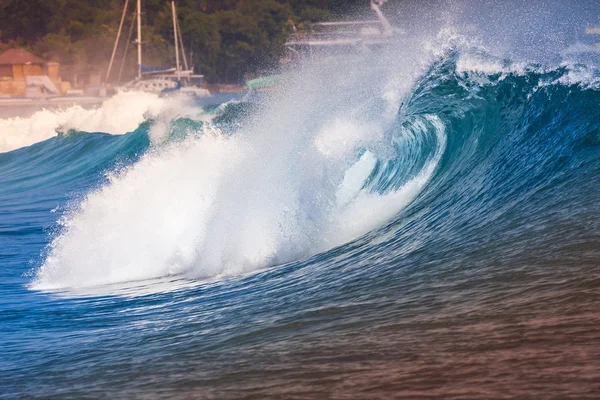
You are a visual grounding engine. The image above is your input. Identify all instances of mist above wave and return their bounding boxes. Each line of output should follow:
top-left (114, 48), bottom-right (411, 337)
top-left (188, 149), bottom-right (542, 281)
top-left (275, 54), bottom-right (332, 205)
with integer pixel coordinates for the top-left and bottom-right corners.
top-left (31, 43), bottom-right (451, 290)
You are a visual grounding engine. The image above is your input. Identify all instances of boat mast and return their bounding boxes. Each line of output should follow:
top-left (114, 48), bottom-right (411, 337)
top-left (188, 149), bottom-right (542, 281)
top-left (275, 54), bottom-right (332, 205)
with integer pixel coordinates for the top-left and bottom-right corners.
top-left (171, 1), bottom-right (181, 82)
top-left (177, 19), bottom-right (190, 81)
top-left (117, 9), bottom-right (137, 84)
top-left (136, 0), bottom-right (142, 79)
top-left (105, 0), bottom-right (129, 83)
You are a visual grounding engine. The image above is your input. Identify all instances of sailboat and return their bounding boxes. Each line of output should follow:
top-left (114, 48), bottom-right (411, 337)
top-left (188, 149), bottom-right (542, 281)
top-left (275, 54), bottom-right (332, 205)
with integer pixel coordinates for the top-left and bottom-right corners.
top-left (106, 0), bottom-right (210, 96)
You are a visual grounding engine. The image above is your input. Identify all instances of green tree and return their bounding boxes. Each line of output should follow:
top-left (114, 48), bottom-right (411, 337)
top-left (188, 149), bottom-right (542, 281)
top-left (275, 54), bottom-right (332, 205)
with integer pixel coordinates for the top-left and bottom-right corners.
top-left (0, 0), bottom-right (359, 84)
top-left (178, 9), bottom-right (222, 82)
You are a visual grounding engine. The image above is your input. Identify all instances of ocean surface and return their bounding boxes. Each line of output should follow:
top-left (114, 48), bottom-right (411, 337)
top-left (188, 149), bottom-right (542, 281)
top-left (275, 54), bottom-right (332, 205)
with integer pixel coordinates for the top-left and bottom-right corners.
top-left (1, 42), bottom-right (600, 398)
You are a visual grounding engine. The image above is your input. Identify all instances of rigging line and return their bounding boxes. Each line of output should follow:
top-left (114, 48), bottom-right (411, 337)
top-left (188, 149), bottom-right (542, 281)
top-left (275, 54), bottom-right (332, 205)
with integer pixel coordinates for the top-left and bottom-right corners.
top-left (172, 1), bottom-right (181, 82)
top-left (106, 0), bottom-right (130, 83)
top-left (117, 10), bottom-right (137, 85)
top-left (177, 17), bottom-right (190, 83)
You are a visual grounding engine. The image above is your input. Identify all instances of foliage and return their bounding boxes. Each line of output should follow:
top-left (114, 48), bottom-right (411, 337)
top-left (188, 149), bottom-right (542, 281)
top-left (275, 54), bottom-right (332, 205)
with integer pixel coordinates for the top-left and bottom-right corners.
top-left (0, 0), bottom-right (370, 83)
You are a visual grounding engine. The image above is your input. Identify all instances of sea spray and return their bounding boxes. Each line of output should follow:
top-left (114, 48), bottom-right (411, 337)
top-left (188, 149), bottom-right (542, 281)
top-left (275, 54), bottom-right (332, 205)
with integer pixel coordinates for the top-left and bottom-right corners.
top-left (32, 50), bottom-right (445, 289)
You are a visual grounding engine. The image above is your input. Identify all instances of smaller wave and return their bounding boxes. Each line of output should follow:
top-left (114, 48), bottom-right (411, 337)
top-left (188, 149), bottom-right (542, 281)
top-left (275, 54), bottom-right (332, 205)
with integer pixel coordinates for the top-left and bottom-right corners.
top-left (0, 91), bottom-right (200, 153)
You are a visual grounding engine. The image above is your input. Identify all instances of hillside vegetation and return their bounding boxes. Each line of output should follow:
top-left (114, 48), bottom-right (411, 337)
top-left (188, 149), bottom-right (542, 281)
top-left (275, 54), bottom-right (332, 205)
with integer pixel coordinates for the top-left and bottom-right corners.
top-left (0, 0), bottom-right (370, 83)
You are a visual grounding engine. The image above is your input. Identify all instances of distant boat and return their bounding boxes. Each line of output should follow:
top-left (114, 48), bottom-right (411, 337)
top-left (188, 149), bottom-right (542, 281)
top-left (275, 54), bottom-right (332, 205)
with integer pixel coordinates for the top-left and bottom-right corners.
top-left (123, 70), bottom-right (209, 97)
top-left (247, 0), bottom-right (397, 92)
top-left (106, 0), bottom-right (210, 97)
top-left (285, 0), bottom-right (397, 59)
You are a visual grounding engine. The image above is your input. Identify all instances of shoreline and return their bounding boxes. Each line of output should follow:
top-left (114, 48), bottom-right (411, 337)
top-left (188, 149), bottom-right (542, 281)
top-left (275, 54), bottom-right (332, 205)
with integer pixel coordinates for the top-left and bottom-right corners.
top-left (0, 97), bottom-right (106, 118)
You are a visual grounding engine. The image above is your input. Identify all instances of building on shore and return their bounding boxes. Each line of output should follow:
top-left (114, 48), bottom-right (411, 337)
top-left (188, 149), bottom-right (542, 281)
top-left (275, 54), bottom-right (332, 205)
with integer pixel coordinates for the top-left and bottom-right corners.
top-left (0, 48), bottom-right (72, 97)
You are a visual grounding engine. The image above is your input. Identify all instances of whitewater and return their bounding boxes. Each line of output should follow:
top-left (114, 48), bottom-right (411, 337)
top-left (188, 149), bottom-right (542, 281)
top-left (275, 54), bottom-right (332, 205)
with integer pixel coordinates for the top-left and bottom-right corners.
top-left (2, 4), bottom-right (600, 398)
top-left (31, 55), bottom-right (448, 289)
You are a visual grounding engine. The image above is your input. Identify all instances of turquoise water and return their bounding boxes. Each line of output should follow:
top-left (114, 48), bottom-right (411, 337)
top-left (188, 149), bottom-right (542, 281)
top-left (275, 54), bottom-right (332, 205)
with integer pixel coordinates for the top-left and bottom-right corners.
top-left (1, 48), bottom-right (600, 398)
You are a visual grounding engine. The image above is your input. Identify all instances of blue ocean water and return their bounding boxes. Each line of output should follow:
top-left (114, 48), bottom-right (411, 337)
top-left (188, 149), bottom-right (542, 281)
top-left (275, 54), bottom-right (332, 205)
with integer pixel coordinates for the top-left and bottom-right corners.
top-left (1, 48), bottom-right (600, 398)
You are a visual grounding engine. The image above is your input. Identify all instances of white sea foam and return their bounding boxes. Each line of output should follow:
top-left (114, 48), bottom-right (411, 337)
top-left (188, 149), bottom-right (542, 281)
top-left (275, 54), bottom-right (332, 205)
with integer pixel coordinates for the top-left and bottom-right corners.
top-left (0, 91), bottom-right (199, 153)
top-left (32, 110), bottom-right (445, 290)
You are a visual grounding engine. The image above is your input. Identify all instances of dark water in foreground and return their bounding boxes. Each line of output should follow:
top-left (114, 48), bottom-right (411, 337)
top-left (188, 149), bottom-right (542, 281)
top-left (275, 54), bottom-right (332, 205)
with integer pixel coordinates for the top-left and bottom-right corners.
top-left (1, 51), bottom-right (600, 398)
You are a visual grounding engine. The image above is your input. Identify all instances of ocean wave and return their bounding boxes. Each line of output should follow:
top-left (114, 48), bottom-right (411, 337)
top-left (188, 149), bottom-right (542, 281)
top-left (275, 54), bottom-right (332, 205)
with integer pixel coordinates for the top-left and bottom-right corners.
top-left (19, 47), bottom-right (600, 291)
